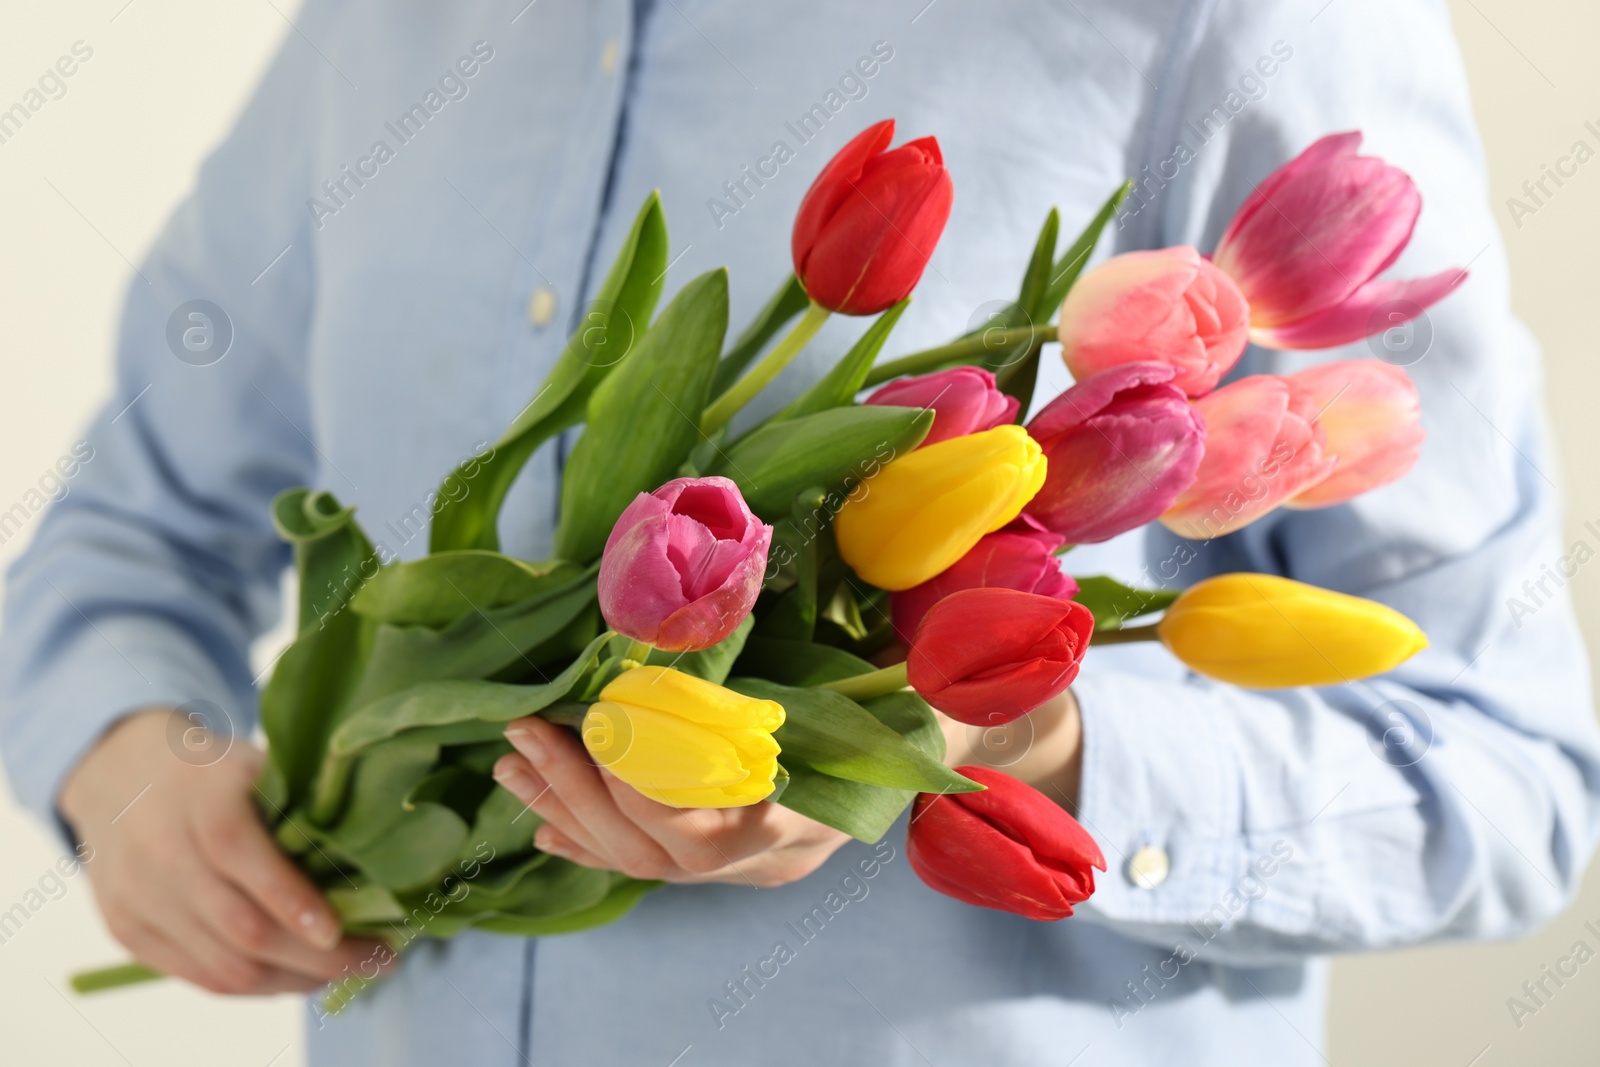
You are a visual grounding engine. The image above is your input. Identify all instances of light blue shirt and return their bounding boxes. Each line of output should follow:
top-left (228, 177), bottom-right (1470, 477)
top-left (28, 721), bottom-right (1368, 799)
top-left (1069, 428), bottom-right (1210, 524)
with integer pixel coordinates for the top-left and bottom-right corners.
top-left (4, 1), bottom-right (1597, 1064)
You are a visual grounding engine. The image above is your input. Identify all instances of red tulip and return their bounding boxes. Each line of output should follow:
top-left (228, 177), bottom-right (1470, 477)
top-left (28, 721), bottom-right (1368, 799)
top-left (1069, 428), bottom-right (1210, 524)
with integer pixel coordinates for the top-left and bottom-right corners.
top-left (1159, 375), bottom-right (1337, 539)
top-left (1212, 132), bottom-right (1467, 350)
top-left (598, 476), bottom-right (772, 652)
top-left (908, 765), bottom-right (1106, 921)
top-left (1058, 247), bottom-right (1251, 397)
top-left (865, 366), bottom-right (1018, 448)
top-left (1025, 362), bottom-right (1207, 544)
top-left (906, 588), bottom-right (1094, 726)
top-left (890, 516), bottom-right (1077, 643)
top-left (1284, 360), bottom-right (1423, 508)
top-left (791, 119), bottom-right (954, 316)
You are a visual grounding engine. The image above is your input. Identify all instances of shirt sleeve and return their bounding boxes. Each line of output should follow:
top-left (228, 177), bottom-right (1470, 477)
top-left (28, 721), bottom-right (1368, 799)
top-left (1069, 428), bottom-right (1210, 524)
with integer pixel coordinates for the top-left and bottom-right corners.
top-left (1073, 0), bottom-right (1600, 962)
top-left (0, 5), bottom-right (337, 833)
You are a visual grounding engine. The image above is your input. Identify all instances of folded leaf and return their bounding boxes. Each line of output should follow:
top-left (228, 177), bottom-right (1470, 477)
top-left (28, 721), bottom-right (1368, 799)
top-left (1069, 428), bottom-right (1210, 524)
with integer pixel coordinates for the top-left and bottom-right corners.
top-left (1072, 575), bottom-right (1179, 630)
top-left (711, 405), bottom-right (932, 519)
top-left (555, 268), bottom-right (730, 562)
top-left (728, 678), bottom-right (977, 794)
top-left (354, 553), bottom-right (578, 629)
top-left (472, 873), bottom-right (659, 936)
top-left (430, 193), bottom-right (669, 552)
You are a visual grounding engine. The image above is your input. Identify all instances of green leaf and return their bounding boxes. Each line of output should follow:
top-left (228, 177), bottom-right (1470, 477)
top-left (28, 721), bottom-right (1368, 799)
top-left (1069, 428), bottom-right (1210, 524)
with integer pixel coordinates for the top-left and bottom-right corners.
top-left (711, 404), bottom-right (932, 519)
top-left (348, 562), bottom-right (599, 706)
top-left (757, 517), bottom-right (820, 641)
top-left (472, 872), bottom-right (658, 936)
top-left (775, 763), bottom-right (910, 844)
top-left (775, 299), bottom-right (909, 421)
top-left (712, 273), bottom-right (810, 397)
top-left (1017, 208), bottom-right (1061, 318)
top-left (735, 636), bottom-right (875, 686)
top-left (461, 783), bottom-right (540, 861)
top-left (328, 885), bottom-right (406, 924)
top-left (353, 553), bottom-right (578, 629)
top-left (1039, 180), bottom-right (1132, 313)
top-left (1072, 575), bottom-right (1179, 630)
top-left (638, 613), bottom-right (753, 684)
top-left (260, 488), bottom-right (378, 807)
top-left (325, 738), bottom-right (471, 891)
top-left (430, 192), bottom-right (669, 552)
top-left (331, 631), bottom-right (611, 756)
top-left (555, 268), bottom-right (730, 562)
top-left (729, 678), bottom-right (978, 794)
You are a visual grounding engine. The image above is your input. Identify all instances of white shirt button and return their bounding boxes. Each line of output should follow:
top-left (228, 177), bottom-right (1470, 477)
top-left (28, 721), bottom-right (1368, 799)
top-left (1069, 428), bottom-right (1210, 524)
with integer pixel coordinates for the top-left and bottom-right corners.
top-left (1127, 845), bottom-right (1170, 890)
top-left (527, 287), bottom-right (558, 329)
top-left (600, 38), bottom-right (620, 75)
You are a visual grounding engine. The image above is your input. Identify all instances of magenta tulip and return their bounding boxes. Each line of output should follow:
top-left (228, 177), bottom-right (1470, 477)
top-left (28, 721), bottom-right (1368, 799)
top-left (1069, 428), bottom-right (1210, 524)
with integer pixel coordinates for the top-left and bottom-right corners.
top-left (1160, 375), bottom-right (1337, 539)
top-left (597, 476), bottom-right (772, 652)
top-left (1285, 360), bottom-right (1423, 508)
top-left (890, 515), bottom-right (1078, 643)
top-left (1024, 362), bottom-right (1206, 544)
top-left (865, 367), bottom-right (1019, 448)
top-left (1058, 246), bottom-right (1250, 397)
top-left (1212, 132), bottom-right (1467, 350)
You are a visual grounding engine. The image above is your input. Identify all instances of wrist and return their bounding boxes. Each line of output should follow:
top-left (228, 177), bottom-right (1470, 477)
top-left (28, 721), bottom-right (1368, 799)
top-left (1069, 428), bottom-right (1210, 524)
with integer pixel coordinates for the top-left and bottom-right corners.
top-left (938, 689), bottom-right (1082, 810)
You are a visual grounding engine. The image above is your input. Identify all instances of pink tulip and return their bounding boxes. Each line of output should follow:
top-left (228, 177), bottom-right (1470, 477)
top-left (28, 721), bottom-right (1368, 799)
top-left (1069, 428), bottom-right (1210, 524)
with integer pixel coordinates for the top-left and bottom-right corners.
top-left (1160, 375), bottom-right (1336, 539)
top-left (890, 515), bottom-right (1078, 643)
top-left (1284, 360), bottom-right (1423, 508)
top-left (864, 366), bottom-right (1018, 448)
top-left (1212, 132), bottom-right (1467, 350)
top-left (597, 476), bottom-right (772, 652)
top-left (1024, 362), bottom-right (1206, 544)
top-left (1058, 246), bottom-right (1250, 397)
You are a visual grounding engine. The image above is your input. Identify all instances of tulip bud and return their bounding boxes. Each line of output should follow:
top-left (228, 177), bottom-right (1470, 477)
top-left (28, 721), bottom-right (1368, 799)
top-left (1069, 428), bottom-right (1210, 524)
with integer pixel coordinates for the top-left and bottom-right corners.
top-left (598, 476), bottom-right (772, 652)
top-left (865, 367), bottom-right (1018, 448)
top-left (1025, 362), bottom-right (1206, 544)
top-left (890, 516), bottom-right (1078, 643)
top-left (908, 765), bottom-right (1105, 920)
top-left (906, 588), bottom-right (1094, 726)
top-left (1159, 375), bottom-right (1337, 539)
top-left (1058, 247), bottom-right (1250, 397)
top-left (1284, 360), bottom-right (1423, 509)
top-left (834, 425), bottom-right (1046, 591)
top-left (1212, 131), bottom-right (1466, 350)
top-left (581, 666), bottom-right (785, 808)
top-left (792, 119), bottom-right (954, 316)
top-left (1157, 573), bottom-right (1428, 688)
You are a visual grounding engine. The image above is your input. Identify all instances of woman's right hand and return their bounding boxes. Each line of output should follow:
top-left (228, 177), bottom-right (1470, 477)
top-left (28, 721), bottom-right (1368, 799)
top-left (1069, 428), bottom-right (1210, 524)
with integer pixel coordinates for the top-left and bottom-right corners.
top-left (59, 708), bottom-right (386, 995)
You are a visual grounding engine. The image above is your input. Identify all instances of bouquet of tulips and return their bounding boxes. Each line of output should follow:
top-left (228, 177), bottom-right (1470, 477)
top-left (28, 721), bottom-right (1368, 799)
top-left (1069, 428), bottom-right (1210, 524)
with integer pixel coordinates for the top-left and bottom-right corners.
top-left (75, 123), bottom-right (1457, 1000)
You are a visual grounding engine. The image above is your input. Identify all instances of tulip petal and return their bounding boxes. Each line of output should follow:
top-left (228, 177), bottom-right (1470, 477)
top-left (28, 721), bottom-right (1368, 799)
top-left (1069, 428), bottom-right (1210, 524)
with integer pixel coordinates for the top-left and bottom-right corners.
top-left (791, 119), bottom-right (896, 275)
top-left (1249, 267), bottom-right (1467, 351)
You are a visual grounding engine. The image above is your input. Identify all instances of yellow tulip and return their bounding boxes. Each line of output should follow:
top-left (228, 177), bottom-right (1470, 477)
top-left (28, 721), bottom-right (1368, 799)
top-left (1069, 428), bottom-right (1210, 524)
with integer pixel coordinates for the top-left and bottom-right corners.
top-left (834, 424), bottom-right (1047, 591)
top-left (1157, 573), bottom-right (1428, 688)
top-left (581, 665), bottom-right (785, 808)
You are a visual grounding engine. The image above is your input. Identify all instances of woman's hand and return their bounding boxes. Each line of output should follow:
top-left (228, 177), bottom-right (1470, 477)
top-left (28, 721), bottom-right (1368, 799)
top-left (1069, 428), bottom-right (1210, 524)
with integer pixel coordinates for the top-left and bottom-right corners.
top-left (494, 716), bottom-right (850, 887)
top-left (59, 709), bottom-right (388, 995)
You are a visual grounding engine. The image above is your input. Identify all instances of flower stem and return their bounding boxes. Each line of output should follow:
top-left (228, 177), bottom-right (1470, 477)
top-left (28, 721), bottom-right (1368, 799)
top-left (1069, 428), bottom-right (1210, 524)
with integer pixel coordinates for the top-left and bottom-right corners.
top-left (70, 962), bottom-right (164, 994)
top-left (701, 301), bottom-right (831, 434)
top-left (1089, 622), bottom-right (1163, 645)
top-left (818, 661), bottom-right (909, 701)
top-left (622, 638), bottom-right (654, 665)
top-left (863, 324), bottom-right (1058, 388)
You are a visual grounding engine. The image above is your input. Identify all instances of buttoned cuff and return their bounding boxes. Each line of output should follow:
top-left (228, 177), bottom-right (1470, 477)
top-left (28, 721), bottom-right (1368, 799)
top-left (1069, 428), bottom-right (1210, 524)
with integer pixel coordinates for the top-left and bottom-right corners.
top-left (1071, 669), bottom-right (1252, 924)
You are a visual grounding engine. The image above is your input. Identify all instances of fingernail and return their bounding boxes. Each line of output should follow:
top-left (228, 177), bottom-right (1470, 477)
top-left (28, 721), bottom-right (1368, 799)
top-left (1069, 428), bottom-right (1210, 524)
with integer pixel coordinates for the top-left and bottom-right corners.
top-left (504, 724), bottom-right (531, 739)
top-left (300, 909), bottom-right (338, 947)
top-left (535, 829), bottom-right (564, 855)
top-left (507, 730), bottom-right (547, 766)
top-left (492, 761), bottom-right (523, 784)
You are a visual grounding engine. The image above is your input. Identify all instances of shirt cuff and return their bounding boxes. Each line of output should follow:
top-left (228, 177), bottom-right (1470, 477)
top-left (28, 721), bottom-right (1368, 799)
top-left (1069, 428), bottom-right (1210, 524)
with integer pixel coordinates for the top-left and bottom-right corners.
top-left (1071, 668), bottom-right (1251, 924)
top-left (0, 613), bottom-right (252, 843)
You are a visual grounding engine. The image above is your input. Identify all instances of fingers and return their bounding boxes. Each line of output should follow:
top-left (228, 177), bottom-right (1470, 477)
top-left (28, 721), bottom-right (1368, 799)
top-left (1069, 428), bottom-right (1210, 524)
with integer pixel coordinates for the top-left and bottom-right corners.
top-left (191, 792), bottom-right (343, 950)
top-left (502, 717), bottom-right (676, 879)
top-left (492, 753), bottom-right (605, 856)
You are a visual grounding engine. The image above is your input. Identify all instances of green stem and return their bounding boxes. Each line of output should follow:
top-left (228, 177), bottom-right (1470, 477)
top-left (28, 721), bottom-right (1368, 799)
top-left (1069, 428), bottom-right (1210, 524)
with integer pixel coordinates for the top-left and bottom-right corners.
top-left (308, 751), bottom-right (355, 827)
top-left (701, 301), bottom-right (831, 434)
top-left (1089, 622), bottom-right (1163, 645)
top-left (622, 638), bottom-right (654, 665)
top-left (863, 324), bottom-right (1058, 387)
top-left (70, 962), bottom-right (164, 994)
top-left (818, 661), bottom-right (908, 701)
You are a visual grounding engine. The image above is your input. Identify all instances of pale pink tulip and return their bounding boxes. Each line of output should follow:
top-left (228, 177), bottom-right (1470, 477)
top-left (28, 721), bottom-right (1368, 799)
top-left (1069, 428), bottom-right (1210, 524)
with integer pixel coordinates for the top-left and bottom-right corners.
top-left (865, 366), bottom-right (1018, 447)
top-left (1213, 132), bottom-right (1467, 350)
top-left (598, 476), bottom-right (772, 652)
top-left (1160, 375), bottom-right (1336, 539)
top-left (1285, 360), bottom-right (1423, 508)
top-left (1058, 247), bottom-right (1250, 397)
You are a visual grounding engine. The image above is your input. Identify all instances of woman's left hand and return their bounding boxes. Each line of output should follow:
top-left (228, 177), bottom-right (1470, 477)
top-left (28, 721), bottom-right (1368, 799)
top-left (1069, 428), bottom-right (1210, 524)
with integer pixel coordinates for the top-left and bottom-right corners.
top-left (493, 716), bottom-right (850, 887)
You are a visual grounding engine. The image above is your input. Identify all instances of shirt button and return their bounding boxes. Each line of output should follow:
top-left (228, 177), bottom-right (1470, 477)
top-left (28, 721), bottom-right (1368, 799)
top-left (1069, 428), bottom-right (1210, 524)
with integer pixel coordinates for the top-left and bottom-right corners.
top-left (600, 38), bottom-right (620, 75)
top-left (1127, 845), bottom-right (1170, 890)
top-left (527, 288), bottom-right (558, 330)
